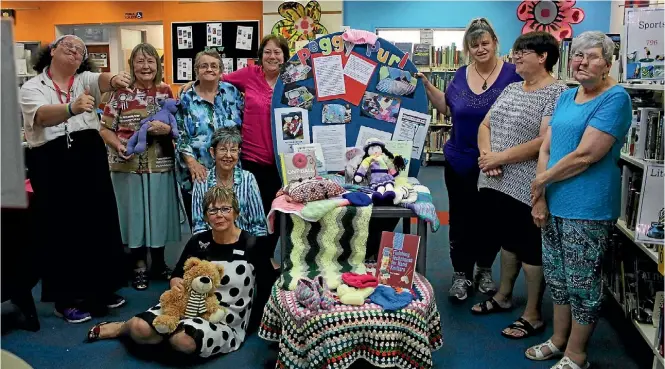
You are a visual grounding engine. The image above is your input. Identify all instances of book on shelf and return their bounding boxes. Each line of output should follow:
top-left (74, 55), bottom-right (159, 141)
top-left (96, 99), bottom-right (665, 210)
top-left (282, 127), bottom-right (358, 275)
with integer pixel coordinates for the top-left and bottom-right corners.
top-left (426, 129), bottom-right (450, 153)
top-left (412, 44), bottom-right (430, 66)
top-left (623, 107), bottom-right (663, 161)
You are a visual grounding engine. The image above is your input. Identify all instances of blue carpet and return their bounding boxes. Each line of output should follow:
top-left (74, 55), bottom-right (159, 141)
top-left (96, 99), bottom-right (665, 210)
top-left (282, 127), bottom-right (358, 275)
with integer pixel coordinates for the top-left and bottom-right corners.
top-left (1, 165), bottom-right (650, 368)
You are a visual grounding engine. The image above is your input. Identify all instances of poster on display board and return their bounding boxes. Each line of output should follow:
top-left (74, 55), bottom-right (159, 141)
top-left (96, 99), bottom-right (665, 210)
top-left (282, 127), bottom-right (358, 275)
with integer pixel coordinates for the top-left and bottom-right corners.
top-left (624, 7), bottom-right (664, 81)
top-left (270, 31), bottom-right (430, 181)
top-left (635, 162), bottom-right (664, 244)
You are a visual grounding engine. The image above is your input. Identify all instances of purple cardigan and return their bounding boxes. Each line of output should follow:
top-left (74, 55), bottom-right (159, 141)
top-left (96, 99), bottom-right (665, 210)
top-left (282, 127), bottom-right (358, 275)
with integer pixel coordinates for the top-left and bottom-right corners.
top-left (443, 63), bottom-right (522, 176)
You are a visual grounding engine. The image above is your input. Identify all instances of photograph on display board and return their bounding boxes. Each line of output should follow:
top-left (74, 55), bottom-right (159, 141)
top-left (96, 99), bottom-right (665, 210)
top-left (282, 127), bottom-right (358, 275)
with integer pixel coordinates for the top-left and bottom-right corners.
top-left (280, 110), bottom-right (306, 140)
top-left (280, 59), bottom-right (313, 84)
top-left (625, 8), bottom-right (664, 81)
top-left (360, 91), bottom-right (401, 124)
top-left (322, 103), bottom-right (351, 124)
top-left (281, 84), bottom-right (315, 110)
top-left (376, 66), bottom-right (417, 97)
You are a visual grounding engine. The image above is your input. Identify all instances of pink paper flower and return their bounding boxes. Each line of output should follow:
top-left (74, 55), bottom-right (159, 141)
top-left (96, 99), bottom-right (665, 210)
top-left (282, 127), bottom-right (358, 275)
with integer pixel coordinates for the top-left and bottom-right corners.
top-left (517, 0), bottom-right (585, 41)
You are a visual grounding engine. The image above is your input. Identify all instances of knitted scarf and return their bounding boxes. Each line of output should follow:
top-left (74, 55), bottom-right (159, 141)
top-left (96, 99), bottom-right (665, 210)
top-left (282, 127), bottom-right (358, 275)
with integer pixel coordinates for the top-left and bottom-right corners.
top-left (184, 289), bottom-right (207, 318)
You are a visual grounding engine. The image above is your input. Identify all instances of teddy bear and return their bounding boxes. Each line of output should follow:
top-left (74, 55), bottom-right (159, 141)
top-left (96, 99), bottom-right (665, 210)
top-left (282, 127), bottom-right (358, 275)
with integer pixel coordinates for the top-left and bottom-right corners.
top-left (353, 138), bottom-right (406, 205)
top-left (152, 257), bottom-right (226, 334)
top-left (125, 98), bottom-right (180, 156)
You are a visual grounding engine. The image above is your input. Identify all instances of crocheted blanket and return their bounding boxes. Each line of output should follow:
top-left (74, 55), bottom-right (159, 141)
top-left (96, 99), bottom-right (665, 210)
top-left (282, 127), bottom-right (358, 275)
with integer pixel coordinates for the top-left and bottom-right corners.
top-left (260, 268), bottom-right (444, 369)
top-left (278, 205), bottom-right (372, 291)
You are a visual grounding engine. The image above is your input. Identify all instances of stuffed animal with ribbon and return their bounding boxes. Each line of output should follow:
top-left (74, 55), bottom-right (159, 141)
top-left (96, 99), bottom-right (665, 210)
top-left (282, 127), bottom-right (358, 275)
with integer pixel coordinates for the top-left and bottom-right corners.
top-left (353, 138), bottom-right (406, 205)
top-left (125, 98), bottom-right (180, 155)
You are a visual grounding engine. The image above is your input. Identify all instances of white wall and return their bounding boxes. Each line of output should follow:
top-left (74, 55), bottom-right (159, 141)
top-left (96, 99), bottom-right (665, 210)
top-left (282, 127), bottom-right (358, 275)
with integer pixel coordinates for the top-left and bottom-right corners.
top-left (118, 24), bottom-right (164, 49)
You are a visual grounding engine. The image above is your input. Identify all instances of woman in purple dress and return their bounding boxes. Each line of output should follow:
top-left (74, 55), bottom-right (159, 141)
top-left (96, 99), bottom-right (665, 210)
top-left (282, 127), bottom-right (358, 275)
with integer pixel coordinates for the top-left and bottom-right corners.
top-left (417, 18), bottom-right (522, 302)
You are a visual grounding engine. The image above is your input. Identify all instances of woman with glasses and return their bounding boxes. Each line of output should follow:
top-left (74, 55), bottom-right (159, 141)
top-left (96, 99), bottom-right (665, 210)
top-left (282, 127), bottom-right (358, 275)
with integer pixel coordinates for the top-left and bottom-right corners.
top-left (191, 127), bottom-right (267, 237)
top-left (19, 35), bottom-right (131, 323)
top-left (87, 187), bottom-right (274, 360)
top-left (525, 31), bottom-right (632, 369)
top-left (175, 50), bottom-right (244, 230)
top-left (417, 18), bottom-right (522, 302)
top-left (100, 43), bottom-right (181, 291)
top-left (471, 32), bottom-right (567, 341)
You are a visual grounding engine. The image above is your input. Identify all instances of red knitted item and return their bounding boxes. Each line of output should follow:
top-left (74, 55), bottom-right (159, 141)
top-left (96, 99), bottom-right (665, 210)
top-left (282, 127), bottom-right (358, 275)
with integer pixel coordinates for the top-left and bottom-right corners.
top-left (342, 272), bottom-right (379, 288)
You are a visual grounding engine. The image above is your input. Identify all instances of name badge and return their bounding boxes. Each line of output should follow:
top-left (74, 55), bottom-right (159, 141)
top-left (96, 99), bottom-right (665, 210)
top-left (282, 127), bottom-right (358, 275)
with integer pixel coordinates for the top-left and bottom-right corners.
top-left (233, 249), bottom-right (245, 256)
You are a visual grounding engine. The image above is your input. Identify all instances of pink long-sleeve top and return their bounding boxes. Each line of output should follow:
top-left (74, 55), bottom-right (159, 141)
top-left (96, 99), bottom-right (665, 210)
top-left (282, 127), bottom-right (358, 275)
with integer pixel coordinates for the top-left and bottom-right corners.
top-left (224, 65), bottom-right (275, 165)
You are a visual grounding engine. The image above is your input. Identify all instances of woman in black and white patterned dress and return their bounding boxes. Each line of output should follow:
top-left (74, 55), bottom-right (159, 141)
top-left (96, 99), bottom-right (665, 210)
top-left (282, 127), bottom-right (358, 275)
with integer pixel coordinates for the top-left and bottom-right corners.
top-left (86, 187), bottom-right (273, 358)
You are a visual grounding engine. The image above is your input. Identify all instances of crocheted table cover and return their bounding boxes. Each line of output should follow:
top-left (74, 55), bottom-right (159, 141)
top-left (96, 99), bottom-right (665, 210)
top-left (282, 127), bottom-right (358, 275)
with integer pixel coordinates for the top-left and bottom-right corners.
top-left (259, 269), bottom-right (443, 369)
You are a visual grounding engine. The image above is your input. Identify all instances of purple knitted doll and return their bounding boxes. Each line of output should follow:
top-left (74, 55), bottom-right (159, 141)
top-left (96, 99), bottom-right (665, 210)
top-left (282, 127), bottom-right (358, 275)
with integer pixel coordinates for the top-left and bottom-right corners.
top-left (353, 138), bottom-right (405, 205)
top-left (125, 98), bottom-right (180, 155)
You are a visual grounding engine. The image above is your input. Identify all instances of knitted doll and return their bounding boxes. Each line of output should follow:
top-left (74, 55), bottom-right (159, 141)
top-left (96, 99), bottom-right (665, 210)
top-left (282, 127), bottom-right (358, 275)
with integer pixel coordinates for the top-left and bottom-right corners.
top-left (353, 138), bottom-right (406, 205)
top-left (125, 98), bottom-right (180, 155)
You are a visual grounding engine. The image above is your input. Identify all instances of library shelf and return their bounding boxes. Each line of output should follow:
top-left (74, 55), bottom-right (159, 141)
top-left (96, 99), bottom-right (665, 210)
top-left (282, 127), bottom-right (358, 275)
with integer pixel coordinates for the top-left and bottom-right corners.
top-left (620, 153), bottom-right (646, 169)
top-left (616, 219), bottom-right (659, 263)
top-left (633, 319), bottom-right (665, 367)
top-left (620, 83), bottom-right (665, 92)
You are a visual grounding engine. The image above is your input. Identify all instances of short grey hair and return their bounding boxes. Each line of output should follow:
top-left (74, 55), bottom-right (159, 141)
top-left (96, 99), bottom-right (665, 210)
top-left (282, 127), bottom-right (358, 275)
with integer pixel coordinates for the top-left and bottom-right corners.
top-left (571, 31), bottom-right (615, 64)
top-left (463, 17), bottom-right (499, 55)
top-left (210, 126), bottom-right (242, 150)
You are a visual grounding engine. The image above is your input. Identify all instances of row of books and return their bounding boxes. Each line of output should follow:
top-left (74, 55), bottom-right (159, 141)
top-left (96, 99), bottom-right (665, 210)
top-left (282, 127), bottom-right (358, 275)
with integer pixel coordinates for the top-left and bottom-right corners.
top-left (623, 107), bottom-right (664, 161)
top-left (412, 43), bottom-right (464, 69)
top-left (425, 129), bottom-right (450, 153)
top-left (623, 168), bottom-right (643, 232)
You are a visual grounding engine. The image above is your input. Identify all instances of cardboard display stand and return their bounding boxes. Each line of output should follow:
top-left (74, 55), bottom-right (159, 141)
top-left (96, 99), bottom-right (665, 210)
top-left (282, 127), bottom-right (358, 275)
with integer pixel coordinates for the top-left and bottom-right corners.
top-left (170, 21), bottom-right (260, 84)
top-left (271, 31), bottom-right (430, 180)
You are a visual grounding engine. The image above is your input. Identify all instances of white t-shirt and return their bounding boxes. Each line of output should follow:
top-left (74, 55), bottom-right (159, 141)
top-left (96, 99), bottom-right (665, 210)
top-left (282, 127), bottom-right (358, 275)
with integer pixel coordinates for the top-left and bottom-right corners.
top-left (19, 70), bottom-right (102, 148)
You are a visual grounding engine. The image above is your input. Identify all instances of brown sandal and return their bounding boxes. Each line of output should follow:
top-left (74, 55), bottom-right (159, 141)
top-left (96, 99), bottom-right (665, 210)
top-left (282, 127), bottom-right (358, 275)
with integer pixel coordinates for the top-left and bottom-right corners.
top-left (86, 321), bottom-right (123, 343)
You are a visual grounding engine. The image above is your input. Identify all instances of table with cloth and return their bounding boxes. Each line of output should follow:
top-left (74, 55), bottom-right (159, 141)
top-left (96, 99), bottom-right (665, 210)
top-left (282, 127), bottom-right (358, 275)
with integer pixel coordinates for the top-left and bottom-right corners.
top-left (259, 176), bottom-right (443, 369)
top-left (258, 267), bottom-right (443, 369)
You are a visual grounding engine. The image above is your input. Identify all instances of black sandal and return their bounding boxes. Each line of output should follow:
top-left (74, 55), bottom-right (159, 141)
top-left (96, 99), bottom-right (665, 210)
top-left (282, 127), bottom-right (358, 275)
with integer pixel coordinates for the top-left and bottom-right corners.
top-left (133, 269), bottom-right (148, 290)
top-left (86, 321), bottom-right (123, 342)
top-left (471, 297), bottom-right (512, 315)
top-left (501, 317), bottom-right (545, 340)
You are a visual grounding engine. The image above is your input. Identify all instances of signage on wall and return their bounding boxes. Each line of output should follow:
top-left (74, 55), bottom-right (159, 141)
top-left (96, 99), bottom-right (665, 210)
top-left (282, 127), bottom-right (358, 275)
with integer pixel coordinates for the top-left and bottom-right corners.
top-left (125, 11), bottom-right (143, 20)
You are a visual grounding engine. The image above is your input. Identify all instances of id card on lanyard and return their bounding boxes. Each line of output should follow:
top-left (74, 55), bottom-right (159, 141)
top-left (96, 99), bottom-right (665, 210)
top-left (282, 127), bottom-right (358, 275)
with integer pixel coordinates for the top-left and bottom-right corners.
top-left (47, 68), bottom-right (75, 148)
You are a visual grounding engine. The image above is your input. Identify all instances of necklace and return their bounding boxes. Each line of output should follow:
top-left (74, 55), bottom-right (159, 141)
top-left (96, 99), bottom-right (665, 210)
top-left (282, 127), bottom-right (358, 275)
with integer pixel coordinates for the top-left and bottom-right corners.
top-left (474, 61), bottom-right (498, 90)
top-left (217, 175), bottom-right (233, 188)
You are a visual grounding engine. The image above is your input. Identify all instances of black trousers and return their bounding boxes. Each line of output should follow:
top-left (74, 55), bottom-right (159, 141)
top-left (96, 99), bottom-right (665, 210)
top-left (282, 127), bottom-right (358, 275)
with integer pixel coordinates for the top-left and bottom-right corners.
top-left (443, 161), bottom-right (500, 279)
top-left (241, 158), bottom-right (283, 258)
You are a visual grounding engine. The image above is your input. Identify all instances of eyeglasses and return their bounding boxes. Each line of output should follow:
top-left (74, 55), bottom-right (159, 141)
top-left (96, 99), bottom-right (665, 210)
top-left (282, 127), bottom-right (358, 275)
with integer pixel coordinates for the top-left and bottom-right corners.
top-left (512, 50), bottom-right (535, 60)
top-left (572, 52), bottom-right (603, 63)
top-left (216, 147), bottom-right (240, 156)
top-left (206, 206), bottom-right (233, 216)
top-left (59, 41), bottom-right (85, 56)
top-left (198, 63), bottom-right (220, 70)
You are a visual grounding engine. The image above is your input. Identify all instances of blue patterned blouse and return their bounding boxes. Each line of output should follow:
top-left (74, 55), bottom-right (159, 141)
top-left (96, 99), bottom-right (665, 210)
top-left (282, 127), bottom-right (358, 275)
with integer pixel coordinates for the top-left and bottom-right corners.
top-left (175, 81), bottom-right (244, 192)
top-left (191, 166), bottom-right (267, 237)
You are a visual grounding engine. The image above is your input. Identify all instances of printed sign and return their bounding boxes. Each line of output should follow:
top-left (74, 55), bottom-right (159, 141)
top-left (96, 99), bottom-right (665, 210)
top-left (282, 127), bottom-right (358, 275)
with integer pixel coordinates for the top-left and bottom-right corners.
top-left (635, 162), bottom-right (664, 244)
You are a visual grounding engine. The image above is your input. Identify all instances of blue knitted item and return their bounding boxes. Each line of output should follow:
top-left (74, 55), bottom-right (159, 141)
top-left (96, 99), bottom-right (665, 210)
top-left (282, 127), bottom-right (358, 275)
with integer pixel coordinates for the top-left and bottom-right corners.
top-left (342, 192), bottom-right (372, 207)
top-left (369, 285), bottom-right (413, 311)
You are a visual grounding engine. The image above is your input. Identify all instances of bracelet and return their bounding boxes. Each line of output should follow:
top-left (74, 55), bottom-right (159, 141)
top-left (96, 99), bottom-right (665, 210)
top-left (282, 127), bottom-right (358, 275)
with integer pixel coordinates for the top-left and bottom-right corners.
top-left (66, 102), bottom-right (74, 116)
top-left (109, 74), bottom-right (118, 89)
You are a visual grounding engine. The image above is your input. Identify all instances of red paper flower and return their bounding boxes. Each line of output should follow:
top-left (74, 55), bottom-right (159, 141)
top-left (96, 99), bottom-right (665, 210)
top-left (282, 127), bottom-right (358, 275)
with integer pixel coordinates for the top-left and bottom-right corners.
top-left (517, 0), bottom-right (585, 41)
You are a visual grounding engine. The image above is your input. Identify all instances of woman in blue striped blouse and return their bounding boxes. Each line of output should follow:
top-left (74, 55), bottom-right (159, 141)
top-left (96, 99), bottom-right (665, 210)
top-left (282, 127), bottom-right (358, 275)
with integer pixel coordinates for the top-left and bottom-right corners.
top-left (191, 127), bottom-right (267, 236)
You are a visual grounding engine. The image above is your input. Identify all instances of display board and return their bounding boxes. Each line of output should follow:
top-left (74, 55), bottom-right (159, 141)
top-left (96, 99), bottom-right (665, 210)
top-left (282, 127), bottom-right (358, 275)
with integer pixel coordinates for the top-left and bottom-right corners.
top-left (170, 21), bottom-right (260, 84)
top-left (624, 7), bottom-right (664, 82)
top-left (270, 31), bottom-right (430, 180)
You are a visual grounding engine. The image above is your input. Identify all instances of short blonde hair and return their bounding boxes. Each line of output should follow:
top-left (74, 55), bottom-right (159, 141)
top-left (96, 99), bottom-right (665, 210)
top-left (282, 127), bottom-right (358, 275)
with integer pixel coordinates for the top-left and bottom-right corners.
top-left (203, 187), bottom-right (240, 216)
top-left (194, 50), bottom-right (223, 79)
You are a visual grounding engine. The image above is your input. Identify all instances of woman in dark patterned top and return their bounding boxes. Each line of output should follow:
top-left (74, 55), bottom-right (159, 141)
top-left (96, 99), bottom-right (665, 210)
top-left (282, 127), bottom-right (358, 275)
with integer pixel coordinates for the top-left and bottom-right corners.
top-left (418, 18), bottom-right (522, 302)
top-left (471, 32), bottom-right (568, 341)
top-left (87, 187), bottom-right (274, 359)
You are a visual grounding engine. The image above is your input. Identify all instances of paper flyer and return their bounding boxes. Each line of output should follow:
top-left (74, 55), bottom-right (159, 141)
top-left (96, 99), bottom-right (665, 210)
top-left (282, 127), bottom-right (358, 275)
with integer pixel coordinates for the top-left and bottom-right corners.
top-left (274, 107), bottom-right (310, 154)
top-left (384, 140), bottom-right (412, 178)
top-left (236, 26), bottom-right (253, 51)
top-left (177, 26), bottom-right (193, 50)
top-left (312, 125), bottom-right (346, 172)
top-left (635, 162), bottom-right (664, 244)
top-left (312, 53), bottom-right (346, 100)
top-left (236, 58), bottom-right (249, 70)
top-left (392, 108), bottom-right (431, 159)
top-left (177, 58), bottom-right (192, 80)
top-left (293, 143), bottom-right (326, 174)
top-left (222, 58), bottom-right (234, 74)
top-left (342, 52), bottom-right (377, 106)
top-left (356, 126), bottom-right (392, 148)
top-left (207, 23), bottom-right (223, 47)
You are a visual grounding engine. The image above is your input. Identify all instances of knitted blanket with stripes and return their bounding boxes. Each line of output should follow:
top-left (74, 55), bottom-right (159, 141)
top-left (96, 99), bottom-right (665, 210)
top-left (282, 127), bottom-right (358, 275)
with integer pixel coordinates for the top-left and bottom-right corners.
top-left (278, 205), bottom-right (372, 291)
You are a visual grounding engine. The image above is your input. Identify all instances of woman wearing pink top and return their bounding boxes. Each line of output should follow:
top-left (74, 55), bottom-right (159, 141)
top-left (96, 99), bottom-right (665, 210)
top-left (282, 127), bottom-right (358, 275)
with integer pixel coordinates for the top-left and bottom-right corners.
top-left (223, 35), bottom-right (289, 256)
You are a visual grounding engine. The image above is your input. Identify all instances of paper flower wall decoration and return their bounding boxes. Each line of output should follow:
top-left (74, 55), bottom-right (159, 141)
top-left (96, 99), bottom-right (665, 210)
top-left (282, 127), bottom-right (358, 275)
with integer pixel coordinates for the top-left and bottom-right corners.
top-left (271, 1), bottom-right (329, 54)
top-left (516, 0), bottom-right (585, 41)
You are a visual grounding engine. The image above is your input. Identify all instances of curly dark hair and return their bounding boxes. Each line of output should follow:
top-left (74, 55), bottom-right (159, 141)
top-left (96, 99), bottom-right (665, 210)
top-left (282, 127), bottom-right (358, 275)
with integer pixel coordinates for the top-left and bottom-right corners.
top-left (361, 144), bottom-right (406, 176)
top-left (31, 43), bottom-right (97, 75)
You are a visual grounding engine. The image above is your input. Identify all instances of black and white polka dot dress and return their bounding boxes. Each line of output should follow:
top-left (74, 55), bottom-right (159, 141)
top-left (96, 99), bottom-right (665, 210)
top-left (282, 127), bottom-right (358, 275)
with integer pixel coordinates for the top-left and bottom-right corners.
top-left (136, 230), bottom-right (270, 358)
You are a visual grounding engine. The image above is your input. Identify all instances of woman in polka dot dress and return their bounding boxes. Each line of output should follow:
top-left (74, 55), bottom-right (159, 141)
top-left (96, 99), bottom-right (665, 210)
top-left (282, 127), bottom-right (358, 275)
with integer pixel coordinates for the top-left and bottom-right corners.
top-left (86, 187), bottom-right (273, 358)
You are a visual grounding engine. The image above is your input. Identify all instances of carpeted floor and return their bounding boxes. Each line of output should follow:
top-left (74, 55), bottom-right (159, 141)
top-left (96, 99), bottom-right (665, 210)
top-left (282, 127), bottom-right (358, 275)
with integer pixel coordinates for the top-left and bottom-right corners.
top-left (1, 165), bottom-right (651, 369)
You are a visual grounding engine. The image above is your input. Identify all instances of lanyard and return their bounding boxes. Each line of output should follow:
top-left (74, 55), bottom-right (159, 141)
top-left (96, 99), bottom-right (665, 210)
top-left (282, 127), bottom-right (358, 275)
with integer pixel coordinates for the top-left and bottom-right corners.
top-left (47, 68), bottom-right (75, 104)
top-left (47, 68), bottom-right (76, 148)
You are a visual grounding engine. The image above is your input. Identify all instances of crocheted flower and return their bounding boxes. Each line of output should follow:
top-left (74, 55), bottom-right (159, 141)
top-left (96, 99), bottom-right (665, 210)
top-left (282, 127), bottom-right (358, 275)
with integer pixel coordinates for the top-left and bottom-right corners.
top-left (270, 1), bottom-right (329, 54)
top-left (516, 0), bottom-right (585, 41)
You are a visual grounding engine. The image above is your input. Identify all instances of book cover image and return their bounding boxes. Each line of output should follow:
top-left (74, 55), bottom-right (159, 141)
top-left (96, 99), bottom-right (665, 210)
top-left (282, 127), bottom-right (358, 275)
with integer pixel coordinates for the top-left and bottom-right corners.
top-left (279, 152), bottom-right (316, 185)
top-left (375, 231), bottom-right (420, 289)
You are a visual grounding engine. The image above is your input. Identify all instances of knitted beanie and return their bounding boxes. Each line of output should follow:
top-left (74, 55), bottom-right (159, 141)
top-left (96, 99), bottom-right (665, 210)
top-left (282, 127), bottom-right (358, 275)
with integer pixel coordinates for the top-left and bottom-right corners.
top-left (369, 285), bottom-right (413, 311)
